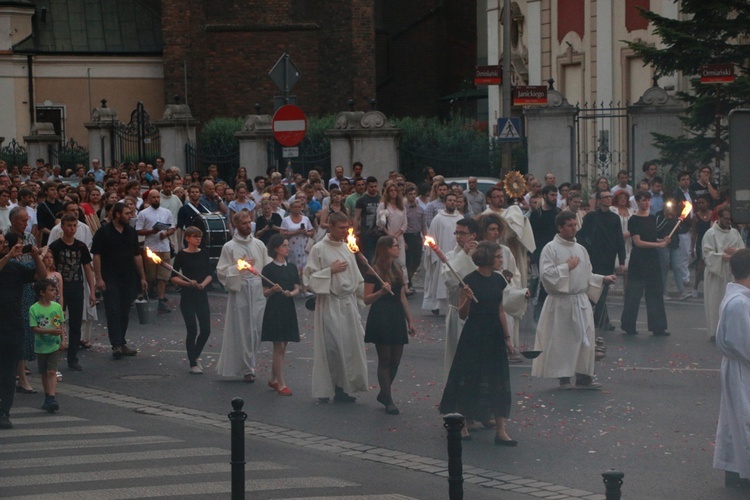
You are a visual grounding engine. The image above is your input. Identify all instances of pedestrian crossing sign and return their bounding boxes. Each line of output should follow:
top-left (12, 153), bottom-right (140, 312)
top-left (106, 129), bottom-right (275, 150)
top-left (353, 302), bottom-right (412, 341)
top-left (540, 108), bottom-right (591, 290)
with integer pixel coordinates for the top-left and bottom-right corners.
top-left (496, 117), bottom-right (522, 142)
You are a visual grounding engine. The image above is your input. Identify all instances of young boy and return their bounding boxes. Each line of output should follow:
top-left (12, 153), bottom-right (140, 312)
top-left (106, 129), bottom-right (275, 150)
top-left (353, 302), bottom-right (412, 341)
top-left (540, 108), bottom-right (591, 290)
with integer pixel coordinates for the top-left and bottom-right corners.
top-left (29, 278), bottom-right (65, 413)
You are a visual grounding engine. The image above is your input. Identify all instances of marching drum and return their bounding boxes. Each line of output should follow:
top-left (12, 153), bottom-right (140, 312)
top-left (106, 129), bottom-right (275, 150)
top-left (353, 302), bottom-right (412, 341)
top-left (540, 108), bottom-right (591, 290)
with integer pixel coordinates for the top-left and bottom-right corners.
top-left (194, 214), bottom-right (230, 261)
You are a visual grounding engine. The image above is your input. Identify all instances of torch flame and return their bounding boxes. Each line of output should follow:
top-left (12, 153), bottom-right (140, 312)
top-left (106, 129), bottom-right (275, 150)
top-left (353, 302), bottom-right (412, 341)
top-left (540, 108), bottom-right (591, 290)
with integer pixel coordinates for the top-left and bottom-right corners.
top-left (237, 259), bottom-right (254, 272)
top-left (145, 247), bottom-right (162, 264)
top-left (679, 201), bottom-right (692, 220)
top-left (346, 228), bottom-right (360, 253)
top-left (423, 236), bottom-right (436, 248)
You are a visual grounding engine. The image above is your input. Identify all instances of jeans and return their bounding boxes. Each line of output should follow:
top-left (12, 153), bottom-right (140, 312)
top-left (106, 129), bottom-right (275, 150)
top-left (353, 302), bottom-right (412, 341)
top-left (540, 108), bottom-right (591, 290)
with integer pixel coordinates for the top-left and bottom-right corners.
top-left (102, 282), bottom-right (136, 347)
top-left (658, 247), bottom-right (684, 294)
top-left (179, 292), bottom-right (211, 366)
top-left (63, 283), bottom-right (84, 365)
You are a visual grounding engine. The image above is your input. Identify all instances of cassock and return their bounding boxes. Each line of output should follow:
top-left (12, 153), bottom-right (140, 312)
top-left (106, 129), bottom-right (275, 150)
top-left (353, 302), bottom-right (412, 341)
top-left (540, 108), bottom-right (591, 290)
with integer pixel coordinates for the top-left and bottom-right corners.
top-left (702, 223), bottom-right (745, 339)
top-left (304, 235), bottom-right (368, 399)
top-left (483, 205), bottom-right (535, 287)
top-left (531, 235), bottom-right (604, 379)
top-left (215, 233), bottom-right (270, 378)
top-left (442, 244), bottom-right (523, 379)
top-left (422, 210), bottom-right (463, 312)
top-left (713, 282), bottom-right (750, 480)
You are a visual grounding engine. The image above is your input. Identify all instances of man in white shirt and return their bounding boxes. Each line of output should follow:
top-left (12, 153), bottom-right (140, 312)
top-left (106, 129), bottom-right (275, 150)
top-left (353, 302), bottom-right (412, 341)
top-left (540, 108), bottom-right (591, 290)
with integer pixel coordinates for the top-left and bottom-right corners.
top-left (328, 165), bottom-right (348, 189)
top-left (251, 176), bottom-right (266, 205)
top-left (0, 188), bottom-right (11, 234)
top-left (611, 169), bottom-right (633, 198)
top-left (464, 177), bottom-right (486, 215)
top-left (135, 190), bottom-right (176, 311)
top-left (158, 176), bottom-right (184, 253)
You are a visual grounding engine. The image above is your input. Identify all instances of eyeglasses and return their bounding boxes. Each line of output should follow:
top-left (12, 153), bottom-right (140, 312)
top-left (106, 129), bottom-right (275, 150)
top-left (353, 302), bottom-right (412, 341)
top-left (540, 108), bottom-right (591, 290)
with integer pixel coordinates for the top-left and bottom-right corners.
top-left (454, 231), bottom-right (470, 236)
top-left (600, 195), bottom-right (612, 199)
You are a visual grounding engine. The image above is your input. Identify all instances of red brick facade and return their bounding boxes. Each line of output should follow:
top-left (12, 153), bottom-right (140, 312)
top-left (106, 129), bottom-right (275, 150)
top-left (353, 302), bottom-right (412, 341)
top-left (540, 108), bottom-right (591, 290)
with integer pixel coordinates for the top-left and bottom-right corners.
top-left (161, 0), bottom-right (475, 122)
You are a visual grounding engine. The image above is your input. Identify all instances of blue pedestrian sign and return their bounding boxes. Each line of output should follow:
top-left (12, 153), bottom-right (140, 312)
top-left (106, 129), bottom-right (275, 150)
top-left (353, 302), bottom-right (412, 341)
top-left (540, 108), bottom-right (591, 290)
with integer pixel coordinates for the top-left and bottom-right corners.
top-left (497, 118), bottom-right (522, 142)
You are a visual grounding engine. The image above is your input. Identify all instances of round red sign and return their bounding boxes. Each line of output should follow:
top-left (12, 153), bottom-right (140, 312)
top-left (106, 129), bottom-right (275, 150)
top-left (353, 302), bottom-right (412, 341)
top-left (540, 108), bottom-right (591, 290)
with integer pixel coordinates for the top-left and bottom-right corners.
top-left (272, 105), bottom-right (307, 147)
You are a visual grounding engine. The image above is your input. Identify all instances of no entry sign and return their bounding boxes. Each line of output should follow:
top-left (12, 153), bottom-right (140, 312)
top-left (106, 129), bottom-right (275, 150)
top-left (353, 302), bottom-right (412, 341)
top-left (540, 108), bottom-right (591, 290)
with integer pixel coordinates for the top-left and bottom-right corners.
top-left (272, 105), bottom-right (307, 146)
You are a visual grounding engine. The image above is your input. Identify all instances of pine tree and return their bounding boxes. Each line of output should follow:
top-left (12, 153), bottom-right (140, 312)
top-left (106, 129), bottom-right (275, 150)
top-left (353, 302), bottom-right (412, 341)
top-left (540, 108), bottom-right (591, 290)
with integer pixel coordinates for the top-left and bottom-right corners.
top-left (627, 0), bottom-right (750, 174)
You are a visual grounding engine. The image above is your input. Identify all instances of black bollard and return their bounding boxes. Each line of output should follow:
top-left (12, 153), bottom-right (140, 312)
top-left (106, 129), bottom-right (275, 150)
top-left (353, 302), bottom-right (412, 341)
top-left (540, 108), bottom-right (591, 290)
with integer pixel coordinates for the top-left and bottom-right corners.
top-left (443, 413), bottom-right (465, 500)
top-left (602, 469), bottom-right (624, 500)
top-left (228, 397), bottom-right (247, 500)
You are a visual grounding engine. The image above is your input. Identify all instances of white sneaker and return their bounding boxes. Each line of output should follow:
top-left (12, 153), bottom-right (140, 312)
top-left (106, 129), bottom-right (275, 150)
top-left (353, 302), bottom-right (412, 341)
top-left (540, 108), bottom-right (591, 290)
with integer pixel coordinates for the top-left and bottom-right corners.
top-left (189, 365), bottom-right (204, 375)
top-left (56, 371), bottom-right (63, 382)
top-left (196, 360), bottom-right (203, 371)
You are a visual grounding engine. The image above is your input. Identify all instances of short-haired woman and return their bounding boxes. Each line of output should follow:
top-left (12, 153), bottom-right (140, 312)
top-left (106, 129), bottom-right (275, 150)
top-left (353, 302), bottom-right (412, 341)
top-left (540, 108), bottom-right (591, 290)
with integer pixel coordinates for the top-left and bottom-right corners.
top-left (170, 226), bottom-right (213, 374)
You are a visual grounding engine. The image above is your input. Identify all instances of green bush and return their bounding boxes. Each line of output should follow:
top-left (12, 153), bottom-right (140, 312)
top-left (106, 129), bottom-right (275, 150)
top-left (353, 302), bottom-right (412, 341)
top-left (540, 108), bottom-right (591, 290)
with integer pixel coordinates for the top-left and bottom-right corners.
top-left (198, 117), bottom-right (244, 153)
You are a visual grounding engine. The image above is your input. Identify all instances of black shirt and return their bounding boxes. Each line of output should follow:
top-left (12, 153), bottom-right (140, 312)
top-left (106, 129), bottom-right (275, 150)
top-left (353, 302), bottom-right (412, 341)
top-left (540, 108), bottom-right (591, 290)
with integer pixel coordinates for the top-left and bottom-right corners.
top-left (529, 206), bottom-right (560, 262)
top-left (48, 238), bottom-right (92, 284)
top-left (578, 209), bottom-right (626, 274)
top-left (628, 214), bottom-right (659, 277)
top-left (91, 222), bottom-right (140, 283)
top-left (255, 213), bottom-right (283, 246)
top-left (0, 261), bottom-right (37, 341)
top-left (37, 200), bottom-right (64, 245)
top-left (355, 194), bottom-right (381, 236)
top-left (172, 249), bottom-right (211, 298)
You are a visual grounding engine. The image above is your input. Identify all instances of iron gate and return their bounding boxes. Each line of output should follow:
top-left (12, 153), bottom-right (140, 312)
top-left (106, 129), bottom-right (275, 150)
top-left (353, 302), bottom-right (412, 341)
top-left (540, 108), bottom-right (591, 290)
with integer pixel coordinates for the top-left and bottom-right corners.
top-left (0, 139), bottom-right (28, 168)
top-left (48, 139), bottom-right (88, 171)
top-left (575, 103), bottom-right (630, 190)
top-left (111, 102), bottom-right (160, 166)
top-left (184, 141), bottom-right (240, 181)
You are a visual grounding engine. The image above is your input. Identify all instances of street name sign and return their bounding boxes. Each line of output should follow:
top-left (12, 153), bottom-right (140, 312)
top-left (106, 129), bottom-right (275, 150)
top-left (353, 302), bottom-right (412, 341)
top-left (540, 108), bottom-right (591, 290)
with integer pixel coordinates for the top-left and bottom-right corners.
top-left (513, 86), bottom-right (548, 105)
top-left (700, 64), bottom-right (734, 84)
top-left (475, 65), bottom-right (501, 85)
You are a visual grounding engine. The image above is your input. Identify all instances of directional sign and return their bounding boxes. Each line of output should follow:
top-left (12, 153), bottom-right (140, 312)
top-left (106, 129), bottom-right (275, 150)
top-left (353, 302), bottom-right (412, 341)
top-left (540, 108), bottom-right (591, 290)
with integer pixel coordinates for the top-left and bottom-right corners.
top-left (272, 105), bottom-right (307, 147)
top-left (496, 118), bottom-right (522, 142)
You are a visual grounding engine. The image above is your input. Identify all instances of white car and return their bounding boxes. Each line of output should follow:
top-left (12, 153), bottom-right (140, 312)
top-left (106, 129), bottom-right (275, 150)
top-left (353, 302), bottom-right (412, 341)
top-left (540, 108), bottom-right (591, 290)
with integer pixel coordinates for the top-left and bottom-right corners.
top-left (444, 176), bottom-right (501, 195)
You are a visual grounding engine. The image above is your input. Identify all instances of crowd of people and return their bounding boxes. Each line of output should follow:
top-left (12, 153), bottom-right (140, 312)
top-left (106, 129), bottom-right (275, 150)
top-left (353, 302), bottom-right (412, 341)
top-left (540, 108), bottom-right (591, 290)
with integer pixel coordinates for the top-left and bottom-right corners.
top-left (0, 157), bottom-right (748, 485)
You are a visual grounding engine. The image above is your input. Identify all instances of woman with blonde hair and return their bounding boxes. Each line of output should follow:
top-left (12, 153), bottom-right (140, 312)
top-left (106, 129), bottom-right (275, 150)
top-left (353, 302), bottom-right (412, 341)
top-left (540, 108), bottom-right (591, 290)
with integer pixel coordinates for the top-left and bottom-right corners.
top-left (377, 182), bottom-right (408, 276)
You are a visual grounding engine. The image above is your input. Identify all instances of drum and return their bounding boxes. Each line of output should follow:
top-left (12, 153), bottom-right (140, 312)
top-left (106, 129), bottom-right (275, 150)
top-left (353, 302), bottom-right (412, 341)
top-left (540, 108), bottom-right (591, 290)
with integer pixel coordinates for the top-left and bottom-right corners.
top-left (194, 214), bottom-right (230, 261)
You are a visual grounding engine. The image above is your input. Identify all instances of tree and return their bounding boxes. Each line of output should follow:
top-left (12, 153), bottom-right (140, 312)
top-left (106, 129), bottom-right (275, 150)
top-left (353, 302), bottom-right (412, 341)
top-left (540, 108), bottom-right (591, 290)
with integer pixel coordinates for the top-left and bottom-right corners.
top-left (627, 0), bottom-right (750, 176)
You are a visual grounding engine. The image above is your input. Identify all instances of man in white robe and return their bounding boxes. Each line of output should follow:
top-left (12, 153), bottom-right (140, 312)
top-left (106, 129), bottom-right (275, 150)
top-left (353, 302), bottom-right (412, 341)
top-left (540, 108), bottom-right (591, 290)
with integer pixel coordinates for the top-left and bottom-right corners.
top-left (483, 186), bottom-right (535, 287)
top-left (422, 193), bottom-right (463, 314)
top-left (304, 212), bottom-right (368, 402)
top-left (215, 211), bottom-right (270, 381)
top-left (713, 248), bottom-right (750, 489)
top-left (702, 207), bottom-right (745, 340)
top-left (531, 211), bottom-right (615, 389)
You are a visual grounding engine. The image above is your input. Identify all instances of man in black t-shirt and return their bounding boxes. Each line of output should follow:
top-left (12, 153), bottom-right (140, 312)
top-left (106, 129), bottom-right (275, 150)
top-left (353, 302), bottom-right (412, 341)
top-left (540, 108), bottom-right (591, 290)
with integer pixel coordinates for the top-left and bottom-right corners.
top-left (689, 166), bottom-right (720, 208)
top-left (37, 181), bottom-right (63, 246)
top-left (354, 176), bottom-right (382, 262)
top-left (92, 203), bottom-right (148, 359)
top-left (49, 214), bottom-right (96, 371)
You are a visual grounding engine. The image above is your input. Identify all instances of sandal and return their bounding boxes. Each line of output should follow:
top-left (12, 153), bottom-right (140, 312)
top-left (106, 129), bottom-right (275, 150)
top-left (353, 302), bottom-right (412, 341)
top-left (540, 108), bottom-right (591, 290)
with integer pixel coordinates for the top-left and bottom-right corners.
top-left (243, 373), bottom-right (256, 383)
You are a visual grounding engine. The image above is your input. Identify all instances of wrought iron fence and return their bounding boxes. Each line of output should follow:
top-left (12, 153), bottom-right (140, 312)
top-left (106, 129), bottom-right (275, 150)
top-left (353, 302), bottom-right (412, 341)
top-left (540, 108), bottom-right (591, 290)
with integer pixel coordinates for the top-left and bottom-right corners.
top-left (185, 141), bottom-right (239, 182)
top-left (0, 139), bottom-right (28, 168)
top-left (575, 102), bottom-right (630, 189)
top-left (48, 139), bottom-right (88, 172)
top-left (273, 136), bottom-right (331, 179)
top-left (111, 102), bottom-right (161, 166)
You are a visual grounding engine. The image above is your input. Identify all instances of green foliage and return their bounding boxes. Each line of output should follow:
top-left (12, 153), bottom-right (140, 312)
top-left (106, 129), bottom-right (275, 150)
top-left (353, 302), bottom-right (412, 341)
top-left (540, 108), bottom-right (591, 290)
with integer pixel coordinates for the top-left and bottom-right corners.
top-left (198, 117), bottom-right (244, 153)
top-left (306, 115), bottom-right (336, 145)
top-left (626, 0), bottom-right (750, 172)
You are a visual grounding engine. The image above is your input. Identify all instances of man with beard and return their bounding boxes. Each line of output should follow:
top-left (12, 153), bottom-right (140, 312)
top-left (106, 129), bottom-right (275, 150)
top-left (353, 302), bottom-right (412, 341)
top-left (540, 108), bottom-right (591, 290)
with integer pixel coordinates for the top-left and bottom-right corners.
top-left (92, 203), bottom-right (148, 359)
top-left (136, 190), bottom-right (175, 312)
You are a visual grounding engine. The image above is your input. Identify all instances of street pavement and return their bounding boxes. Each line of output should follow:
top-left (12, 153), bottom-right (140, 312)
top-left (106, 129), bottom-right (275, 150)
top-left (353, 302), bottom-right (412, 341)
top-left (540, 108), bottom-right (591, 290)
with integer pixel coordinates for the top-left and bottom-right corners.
top-left (1, 283), bottom-right (748, 499)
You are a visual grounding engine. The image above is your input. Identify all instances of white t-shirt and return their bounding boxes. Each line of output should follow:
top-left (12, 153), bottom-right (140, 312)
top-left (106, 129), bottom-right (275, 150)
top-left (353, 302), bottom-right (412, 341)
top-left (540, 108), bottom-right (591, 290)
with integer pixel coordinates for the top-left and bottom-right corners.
top-left (135, 206), bottom-right (174, 252)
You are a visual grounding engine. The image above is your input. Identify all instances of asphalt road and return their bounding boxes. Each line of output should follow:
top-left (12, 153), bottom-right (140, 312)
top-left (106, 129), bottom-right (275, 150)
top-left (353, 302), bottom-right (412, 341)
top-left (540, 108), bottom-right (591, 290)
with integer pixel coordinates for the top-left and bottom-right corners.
top-left (2, 285), bottom-right (747, 499)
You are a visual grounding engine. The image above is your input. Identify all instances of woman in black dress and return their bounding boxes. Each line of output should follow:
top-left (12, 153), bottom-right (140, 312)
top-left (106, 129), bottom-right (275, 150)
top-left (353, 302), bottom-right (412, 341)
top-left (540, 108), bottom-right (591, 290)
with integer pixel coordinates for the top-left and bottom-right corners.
top-left (170, 226), bottom-right (213, 374)
top-left (439, 241), bottom-right (517, 446)
top-left (261, 234), bottom-right (300, 396)
top-left (255, 199), bottom-right (283, 246)
top-left (364, 235), bottom-right (416, 415)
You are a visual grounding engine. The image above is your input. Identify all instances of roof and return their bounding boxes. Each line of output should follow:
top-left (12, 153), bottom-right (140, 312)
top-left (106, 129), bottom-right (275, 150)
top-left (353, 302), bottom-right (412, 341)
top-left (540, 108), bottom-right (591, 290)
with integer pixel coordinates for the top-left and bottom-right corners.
top-left (13, 0), bottom-right (162, 55)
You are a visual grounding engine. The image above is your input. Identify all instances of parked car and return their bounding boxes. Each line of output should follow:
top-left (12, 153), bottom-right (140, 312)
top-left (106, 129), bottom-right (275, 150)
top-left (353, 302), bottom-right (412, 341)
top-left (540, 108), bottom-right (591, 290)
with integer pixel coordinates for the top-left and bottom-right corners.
top-left (444, 176), bottom-right (502, 195)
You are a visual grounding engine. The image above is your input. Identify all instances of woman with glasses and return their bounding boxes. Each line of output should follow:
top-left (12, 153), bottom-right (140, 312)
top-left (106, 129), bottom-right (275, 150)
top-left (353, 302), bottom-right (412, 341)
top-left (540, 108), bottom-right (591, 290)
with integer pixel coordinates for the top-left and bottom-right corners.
top-left (364, 235), bottom-right (416, 415)
top-left (170, 226), bottom-right (213, 374)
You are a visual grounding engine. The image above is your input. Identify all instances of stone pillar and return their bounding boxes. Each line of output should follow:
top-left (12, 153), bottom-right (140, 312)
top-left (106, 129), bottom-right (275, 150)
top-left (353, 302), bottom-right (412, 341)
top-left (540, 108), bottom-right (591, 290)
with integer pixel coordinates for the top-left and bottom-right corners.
top-left (23, 123), bottom-right (61, 165)
top-left (523, 88), bottom-right (578, 182)
top-left (235, 115), bottom-right (273, 179)
top-left (325, 110), bottom-right (401, 183)
top-left (84, 100), bottom-right (118, 168)
top-left (628, 86), bottom-right (684, 176)
top-left (155, 103), bottom-right (198, 175)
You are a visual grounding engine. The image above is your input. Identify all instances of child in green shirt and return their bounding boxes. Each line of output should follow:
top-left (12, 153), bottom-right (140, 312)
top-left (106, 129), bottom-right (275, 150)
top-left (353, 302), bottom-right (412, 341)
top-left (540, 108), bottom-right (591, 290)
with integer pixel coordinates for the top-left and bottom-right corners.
top-left (29, 278), bottom-right (66, 413)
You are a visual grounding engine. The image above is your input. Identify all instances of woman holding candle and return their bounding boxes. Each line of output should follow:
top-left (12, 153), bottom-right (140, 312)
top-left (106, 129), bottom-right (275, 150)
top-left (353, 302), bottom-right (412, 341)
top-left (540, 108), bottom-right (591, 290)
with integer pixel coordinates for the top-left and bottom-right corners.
top-left (364, 235), bottom-right (415, 415)
top-left (439, 241), bottom-right (516, 445)
top-left (170, 226), bottom-right (213, 374)
top-left (261, 234), bottom-right (300, 396)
